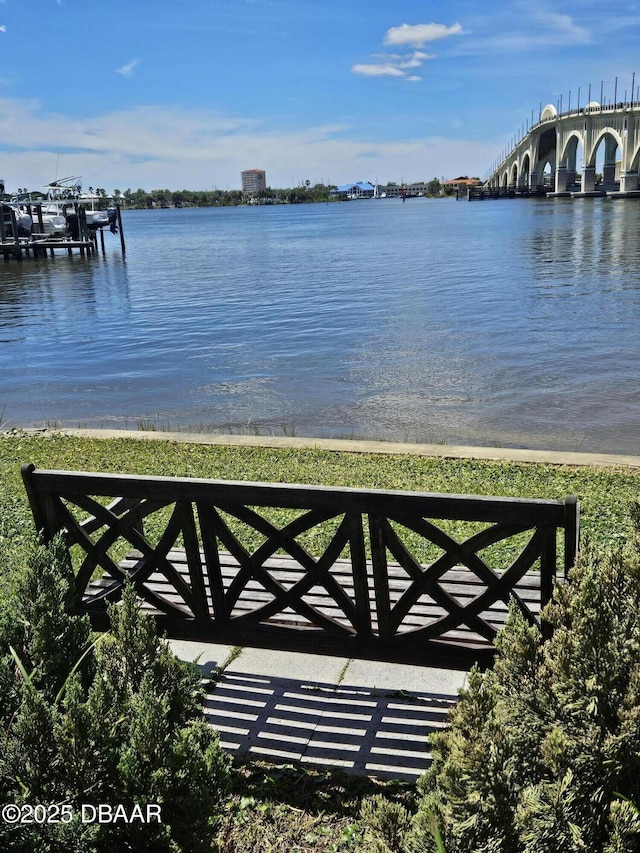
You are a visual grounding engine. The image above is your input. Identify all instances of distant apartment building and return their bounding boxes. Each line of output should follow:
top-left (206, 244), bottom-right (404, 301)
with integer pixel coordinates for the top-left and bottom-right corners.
top-left (241, 169), bottom-right (267, 196)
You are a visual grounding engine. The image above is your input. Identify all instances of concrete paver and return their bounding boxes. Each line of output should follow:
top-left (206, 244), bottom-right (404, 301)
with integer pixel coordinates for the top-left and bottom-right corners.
top-left (169, 641), bottom-right (464, 781)
top-left (223, 646), bottom-right (350, 684)
top-left (343, 658), bottom-right (468, 695)
top-left (167, 639), bottom-right (234, 672)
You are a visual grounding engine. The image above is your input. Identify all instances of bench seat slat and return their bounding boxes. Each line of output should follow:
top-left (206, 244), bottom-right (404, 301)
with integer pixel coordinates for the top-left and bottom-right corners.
top-left (83, 549), bottom-right (543, 655)
top-left (21, 465), bottom-right (579, 668)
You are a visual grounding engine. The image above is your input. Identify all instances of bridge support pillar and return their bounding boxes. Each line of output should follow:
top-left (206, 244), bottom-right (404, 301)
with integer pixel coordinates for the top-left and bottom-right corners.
top-left (555, 164), bottom-right (568, 193)
top-left (581, 166), bottom-right (596, 193)
top-left (602, 164), bottom-right (617, 188)
top-left (528, 169), bottom-right (538, 189)
top-left (620, 171), bottom-right (639, 192)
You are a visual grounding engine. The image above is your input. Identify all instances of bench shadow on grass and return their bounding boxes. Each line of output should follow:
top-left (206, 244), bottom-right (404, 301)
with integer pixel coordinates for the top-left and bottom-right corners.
top-left (201, 670), bottom-right (459, 782)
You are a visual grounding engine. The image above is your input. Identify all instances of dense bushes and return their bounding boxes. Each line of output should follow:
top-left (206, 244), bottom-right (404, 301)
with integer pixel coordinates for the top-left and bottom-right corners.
top-left (362, 509), bottom-right (640, 852)
top-left (0, 536), bottom-right (231, 852)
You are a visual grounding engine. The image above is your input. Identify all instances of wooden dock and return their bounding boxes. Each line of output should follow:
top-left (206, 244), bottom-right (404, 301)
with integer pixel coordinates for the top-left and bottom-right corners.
top-left (1, 236), bottom-right (95, 260)
top-left (0, 202), bottom-right (125, 260)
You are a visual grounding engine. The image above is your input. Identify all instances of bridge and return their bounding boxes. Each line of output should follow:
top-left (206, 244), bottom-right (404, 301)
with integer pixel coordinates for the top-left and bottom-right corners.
top-left (484, 98), bottom-right (640, 198)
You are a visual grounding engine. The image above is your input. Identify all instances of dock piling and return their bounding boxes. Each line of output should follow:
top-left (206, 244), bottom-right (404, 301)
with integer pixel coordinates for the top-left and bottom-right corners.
top-left (116, 205), bottom-right (126, 254)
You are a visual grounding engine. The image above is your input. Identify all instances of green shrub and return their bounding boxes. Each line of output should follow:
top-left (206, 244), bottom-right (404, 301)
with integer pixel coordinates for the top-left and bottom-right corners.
top-left (360, 795), bottom-right (412, 852)
top-left (0, 536), bottom-right (231, 852)
top-left (361, 508), bottom-right (640, 853)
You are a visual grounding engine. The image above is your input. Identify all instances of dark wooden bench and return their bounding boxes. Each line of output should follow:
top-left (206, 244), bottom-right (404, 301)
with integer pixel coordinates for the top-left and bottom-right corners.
top-left (21, 464), bottom-right (579, 669)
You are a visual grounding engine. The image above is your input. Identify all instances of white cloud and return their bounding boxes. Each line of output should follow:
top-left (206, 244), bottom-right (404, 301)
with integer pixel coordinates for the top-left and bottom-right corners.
top-left (116, 58), bottom-right (140, 78)
top-left (0, 25), bottom-right (6, 33)
top-left (508, 7), bottom-right (591, 46)
top-left (603, 14), bottom-right (640, 31)
top-left (352, 51), bottom-right (431, 80)
top-left (384, 22), bottom-right (465, 48)
top-left (471, 25), bottom-right (590, 53)
top-left (399, 51), bottom-right (431, 69)
top-left (0, 97), bottom-right (495, 191)
top-left (465, 5), bottom-right (591, 53)
top-left (540, 11), bottom-right (590, 43)
top-left (352, 63), bottom-right (405, 78)
top-left (353, 23), bottom-right (462, 81)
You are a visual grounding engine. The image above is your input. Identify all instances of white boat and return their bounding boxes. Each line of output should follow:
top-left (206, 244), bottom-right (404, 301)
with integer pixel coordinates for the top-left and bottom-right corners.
top-left (37, 203), bottom-right (68, 236)
top-left (1, 203), bottom-right (32, 238)
top-left (44, 176), bottom-right (111, 230)
top-left (83, 207), bottom-right (110, 229)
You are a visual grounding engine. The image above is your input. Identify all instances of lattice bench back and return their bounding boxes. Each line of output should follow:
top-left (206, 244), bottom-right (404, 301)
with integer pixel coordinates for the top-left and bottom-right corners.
top-left (22, 465), bottom-right (579, 669)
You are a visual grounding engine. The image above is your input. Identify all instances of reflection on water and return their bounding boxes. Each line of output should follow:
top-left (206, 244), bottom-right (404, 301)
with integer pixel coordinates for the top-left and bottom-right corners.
top-left (529, 200), bottom-right (640, 290)
top-left (0, 199), bottom-right (639, 453)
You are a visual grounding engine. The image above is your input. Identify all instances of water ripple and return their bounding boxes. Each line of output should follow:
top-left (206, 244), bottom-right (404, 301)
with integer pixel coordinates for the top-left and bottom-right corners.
top-left (0, 199), bottom-right (639, 452)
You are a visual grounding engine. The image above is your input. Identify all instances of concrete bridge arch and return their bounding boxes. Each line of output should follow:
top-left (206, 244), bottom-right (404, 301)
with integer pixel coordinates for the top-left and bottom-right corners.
top-left (558, 132), bottom-right (583, 190)
top-left (558, 132), bottom-right (582, 167)
top-left (588, 128), bottom-right (623, 190)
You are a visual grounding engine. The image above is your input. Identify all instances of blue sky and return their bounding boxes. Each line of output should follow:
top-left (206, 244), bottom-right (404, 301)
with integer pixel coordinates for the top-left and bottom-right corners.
top-left (1, 0), bottom-right (639, 192)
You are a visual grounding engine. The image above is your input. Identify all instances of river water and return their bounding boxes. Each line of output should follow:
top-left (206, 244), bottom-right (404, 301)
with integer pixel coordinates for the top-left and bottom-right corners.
top-left (1, 198), bottom-right (639, 454)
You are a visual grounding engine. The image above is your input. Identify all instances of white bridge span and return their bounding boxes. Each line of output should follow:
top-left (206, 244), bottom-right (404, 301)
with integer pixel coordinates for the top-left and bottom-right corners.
top-left (486, 101), bottom-right (640, 197)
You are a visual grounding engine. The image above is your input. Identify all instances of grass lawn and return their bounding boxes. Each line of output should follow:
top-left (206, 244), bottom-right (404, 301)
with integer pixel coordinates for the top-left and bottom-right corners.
top-left (1, 431), bottom-right (639, 850)
top-left (3, 430), bottom-right (639, 559)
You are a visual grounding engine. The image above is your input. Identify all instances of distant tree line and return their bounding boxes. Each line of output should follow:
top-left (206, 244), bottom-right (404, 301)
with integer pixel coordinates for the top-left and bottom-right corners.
top-left (110, 178), bottom-right (455, 208)
top-left (7, 179), bottom-right (459, 209)
top-left (108, 184), bottom-right (338, 209)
